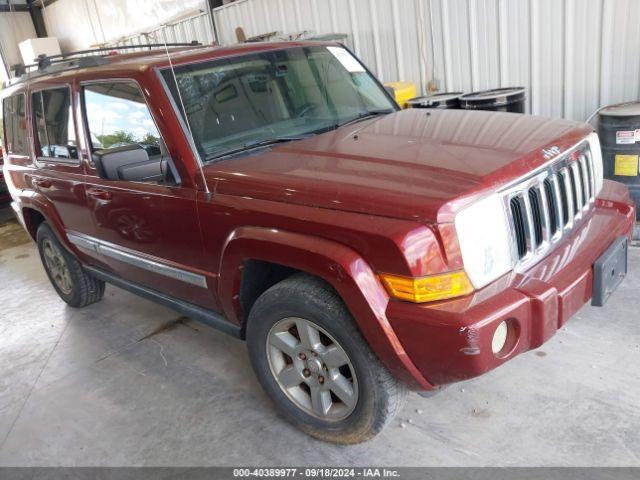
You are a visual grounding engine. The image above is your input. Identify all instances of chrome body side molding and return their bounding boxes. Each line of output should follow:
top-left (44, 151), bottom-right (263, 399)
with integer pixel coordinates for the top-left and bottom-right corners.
top-left (67, 232), bottom-right (208, 288)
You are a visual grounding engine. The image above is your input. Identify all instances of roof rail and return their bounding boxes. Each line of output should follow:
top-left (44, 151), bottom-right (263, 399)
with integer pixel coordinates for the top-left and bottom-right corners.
top-left (35, 41), bottom-right (202, 65)
top-left (9, 41), bottom-right (203, 83)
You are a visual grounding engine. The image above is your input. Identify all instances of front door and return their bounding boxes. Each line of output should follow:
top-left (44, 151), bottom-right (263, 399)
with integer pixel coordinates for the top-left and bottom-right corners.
top-left (78, 79), bottom-right (215, 309)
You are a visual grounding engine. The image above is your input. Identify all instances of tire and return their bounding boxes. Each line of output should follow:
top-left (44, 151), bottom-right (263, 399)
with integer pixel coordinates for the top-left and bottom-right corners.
top-left (246, 273), bottom-right (407, 444)
top-left (36, 222), bottom-right (105, 308)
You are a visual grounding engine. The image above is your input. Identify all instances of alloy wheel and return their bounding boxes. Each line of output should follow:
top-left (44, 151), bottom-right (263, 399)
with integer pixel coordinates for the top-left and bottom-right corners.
top-left (42, 238), bottom-right (73, 295)
top-left (266, 317), bottom-right (358, 421)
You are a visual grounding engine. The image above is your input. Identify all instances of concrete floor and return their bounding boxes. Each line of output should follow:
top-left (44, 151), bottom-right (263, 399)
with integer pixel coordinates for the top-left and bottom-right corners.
top-left (0, 209), bottom-right (639, 467)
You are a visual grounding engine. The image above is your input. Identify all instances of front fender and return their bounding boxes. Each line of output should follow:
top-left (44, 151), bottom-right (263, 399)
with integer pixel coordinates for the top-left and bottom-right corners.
top-left (218, 226), bottom-right (433, 390)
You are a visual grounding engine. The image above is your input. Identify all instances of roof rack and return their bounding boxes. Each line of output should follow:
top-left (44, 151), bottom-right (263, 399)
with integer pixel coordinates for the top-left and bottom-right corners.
top-left (9, 41), bottom-right (203, 83)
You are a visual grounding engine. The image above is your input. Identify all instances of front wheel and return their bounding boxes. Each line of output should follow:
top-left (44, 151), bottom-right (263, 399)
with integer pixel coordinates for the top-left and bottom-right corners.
top-left (246, 274), bottom-right (407, 444)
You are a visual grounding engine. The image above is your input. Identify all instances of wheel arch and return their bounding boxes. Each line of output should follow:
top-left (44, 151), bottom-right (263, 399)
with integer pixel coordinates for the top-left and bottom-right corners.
top-left (218, 226), bottom-right (433, 390)
top-left (22, 207), bottom-right (46, 241)
top-left (19, 195), bottom-right (70, 250)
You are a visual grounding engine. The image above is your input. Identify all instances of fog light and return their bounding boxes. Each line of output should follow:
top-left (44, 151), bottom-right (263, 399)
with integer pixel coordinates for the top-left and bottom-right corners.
top-left (492, 321), bottom-right (508, 354)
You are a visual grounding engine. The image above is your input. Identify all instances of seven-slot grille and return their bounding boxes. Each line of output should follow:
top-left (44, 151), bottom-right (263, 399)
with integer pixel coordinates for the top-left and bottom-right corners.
top-left (506, 144), bottom-right (596, 267)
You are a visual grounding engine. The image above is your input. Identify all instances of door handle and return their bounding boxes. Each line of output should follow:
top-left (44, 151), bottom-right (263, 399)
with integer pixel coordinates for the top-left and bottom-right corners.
top-left (86, 188), bottom-right (113, 201)
top-left (32, 178), bottom-right (52, 189)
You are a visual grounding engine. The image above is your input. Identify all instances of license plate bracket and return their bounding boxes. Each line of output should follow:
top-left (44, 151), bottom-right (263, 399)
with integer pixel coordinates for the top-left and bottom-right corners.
top-left (592, 236), bottom-right (628, 307)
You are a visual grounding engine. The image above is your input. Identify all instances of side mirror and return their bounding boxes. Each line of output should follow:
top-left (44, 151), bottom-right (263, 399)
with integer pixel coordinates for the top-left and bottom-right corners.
top-left (92, 144), bottom-right (164, 182)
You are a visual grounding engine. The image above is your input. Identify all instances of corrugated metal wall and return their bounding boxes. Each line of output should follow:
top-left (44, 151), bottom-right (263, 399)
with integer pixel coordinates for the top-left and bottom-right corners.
top-left (42, 0), bottom-right (209, 52)
top-left (110, 12), bottom-right (215, 50)
top-left (0, 10), bottom-right (37, 81)
top-left (212, 0), bottom-right (640, 121)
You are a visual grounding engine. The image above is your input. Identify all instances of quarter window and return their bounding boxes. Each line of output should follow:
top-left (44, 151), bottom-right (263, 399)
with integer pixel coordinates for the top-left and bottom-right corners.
top-left (32, 87), bottom-right (78, 160)
top-left (2, 94), bottom-right (28, 155)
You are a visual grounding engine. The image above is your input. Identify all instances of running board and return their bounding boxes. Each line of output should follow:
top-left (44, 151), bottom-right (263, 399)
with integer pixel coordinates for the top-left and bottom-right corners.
top-left (84, 266), bottom-right (241, 338)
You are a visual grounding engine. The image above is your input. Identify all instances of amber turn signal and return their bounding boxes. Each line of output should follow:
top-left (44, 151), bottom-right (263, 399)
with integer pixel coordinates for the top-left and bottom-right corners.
top-left (380, 270), bottom-right (474, 303)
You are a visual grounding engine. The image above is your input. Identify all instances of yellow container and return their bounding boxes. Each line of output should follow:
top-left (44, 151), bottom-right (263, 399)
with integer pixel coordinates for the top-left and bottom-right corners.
top-left (384, 81), bottom-right (418, 109)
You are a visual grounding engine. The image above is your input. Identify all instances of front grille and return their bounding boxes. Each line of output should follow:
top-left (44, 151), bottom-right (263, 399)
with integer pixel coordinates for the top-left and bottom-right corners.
top-left (557, 171), bottom-right (569, 225)
top-left (506, 145), bottom-right (596, 266)
top-left (510, 197), bottom-right (527, 258)
top-left (528, 188), bottom-right (543, 246)
top-left (542, 179), bottom-right (558, 235)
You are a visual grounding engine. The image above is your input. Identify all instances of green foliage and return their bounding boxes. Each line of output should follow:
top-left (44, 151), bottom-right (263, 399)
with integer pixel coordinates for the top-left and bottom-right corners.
top-left (139, 132), bottom-right (160, 145)
top-left (96, 130), bottom-right (137, 149)
top-left (95, 130), bottom-right (160, 149)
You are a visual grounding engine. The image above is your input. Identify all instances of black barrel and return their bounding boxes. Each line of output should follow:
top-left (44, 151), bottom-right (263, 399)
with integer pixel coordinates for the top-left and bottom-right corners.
top-left (597, 101), bottom-right (640, 219)
top-left (407, 92), bottom-right (463, 109)
top-left (459, 87), bottom-right (526, 113)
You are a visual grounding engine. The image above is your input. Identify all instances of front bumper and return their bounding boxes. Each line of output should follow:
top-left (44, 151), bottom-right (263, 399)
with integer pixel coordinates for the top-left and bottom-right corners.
top-left (387, 180), bottom-right (635, 387)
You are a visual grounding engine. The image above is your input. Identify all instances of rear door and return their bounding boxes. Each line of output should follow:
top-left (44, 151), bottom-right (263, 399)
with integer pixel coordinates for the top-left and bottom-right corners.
top-left (29, 84), bottom-right (96, 238)
top-left (79, 79), bottom-right (215, 309)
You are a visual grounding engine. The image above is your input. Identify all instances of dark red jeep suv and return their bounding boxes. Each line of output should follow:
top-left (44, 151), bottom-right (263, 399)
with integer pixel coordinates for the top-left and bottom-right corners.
top-left (1, 42), bottom-right (634, 443)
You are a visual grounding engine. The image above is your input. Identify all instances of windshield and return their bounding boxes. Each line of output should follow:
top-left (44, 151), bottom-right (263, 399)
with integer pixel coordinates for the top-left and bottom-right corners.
top-left (161, 45), bottom-right (396, 162)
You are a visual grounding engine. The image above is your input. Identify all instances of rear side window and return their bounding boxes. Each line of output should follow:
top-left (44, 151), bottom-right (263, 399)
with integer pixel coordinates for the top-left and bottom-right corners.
top-left (2, 94), bottom-right (28, 155)
top-left (31, 87), bottom-right (78, 161)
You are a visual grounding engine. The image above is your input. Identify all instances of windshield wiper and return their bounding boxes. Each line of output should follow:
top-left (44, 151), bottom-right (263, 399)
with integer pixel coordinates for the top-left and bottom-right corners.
top-left (205, 110), bottom-right (394, 162)
top-left (207, 135), bottom-right (312, 162)
top-left (337, 108), bottom-right (394, 128)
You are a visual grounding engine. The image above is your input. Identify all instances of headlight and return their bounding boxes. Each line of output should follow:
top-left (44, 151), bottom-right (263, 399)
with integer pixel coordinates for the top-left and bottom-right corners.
top-left (586, 132), bottom-right (604, 195)
top-left (454, 193), bottom-right (514, 289)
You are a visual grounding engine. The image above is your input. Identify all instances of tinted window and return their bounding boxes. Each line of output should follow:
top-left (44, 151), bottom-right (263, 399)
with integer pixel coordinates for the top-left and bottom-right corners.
top-left (2, 94), bottom-right (28, 155)
top-left (32, 88), bottom-right (78, 160)
top-left (83, 82), bottom-right (162, 158)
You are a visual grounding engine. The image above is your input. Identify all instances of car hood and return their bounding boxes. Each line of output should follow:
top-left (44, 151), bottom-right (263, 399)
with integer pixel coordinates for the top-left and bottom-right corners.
top-left (203, 109), bottom-right (591, 223)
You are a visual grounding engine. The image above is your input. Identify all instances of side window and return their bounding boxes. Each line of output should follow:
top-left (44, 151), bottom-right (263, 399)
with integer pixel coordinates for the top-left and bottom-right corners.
top-left (83, 82), bottom-right (162, 158)
top-left (31, 88), bottom-right (78, 161)
top-left (2, 94), bottom-right (28, 155)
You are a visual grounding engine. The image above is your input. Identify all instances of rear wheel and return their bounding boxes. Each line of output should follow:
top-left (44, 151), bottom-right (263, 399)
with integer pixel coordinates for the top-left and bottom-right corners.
top-left (36, 223), bottom-right (105, 308)
top-left (246, 274), bottom-right (407, 444)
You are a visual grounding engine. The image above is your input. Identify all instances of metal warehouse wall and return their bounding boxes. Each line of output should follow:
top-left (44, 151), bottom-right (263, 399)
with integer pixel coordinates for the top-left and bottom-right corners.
top-left (42, 0), bottom-right (208, 52)
top-left (109, 12), bottom-right (215, 51)
top-left (213, 0), bottom-right (640, 121)
top-left (0, 11), bottom-right (37, 81)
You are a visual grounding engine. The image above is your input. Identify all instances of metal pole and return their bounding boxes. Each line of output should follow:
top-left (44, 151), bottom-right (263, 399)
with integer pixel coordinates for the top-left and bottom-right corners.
top-left (205, 0), bottom-right (219, 45)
